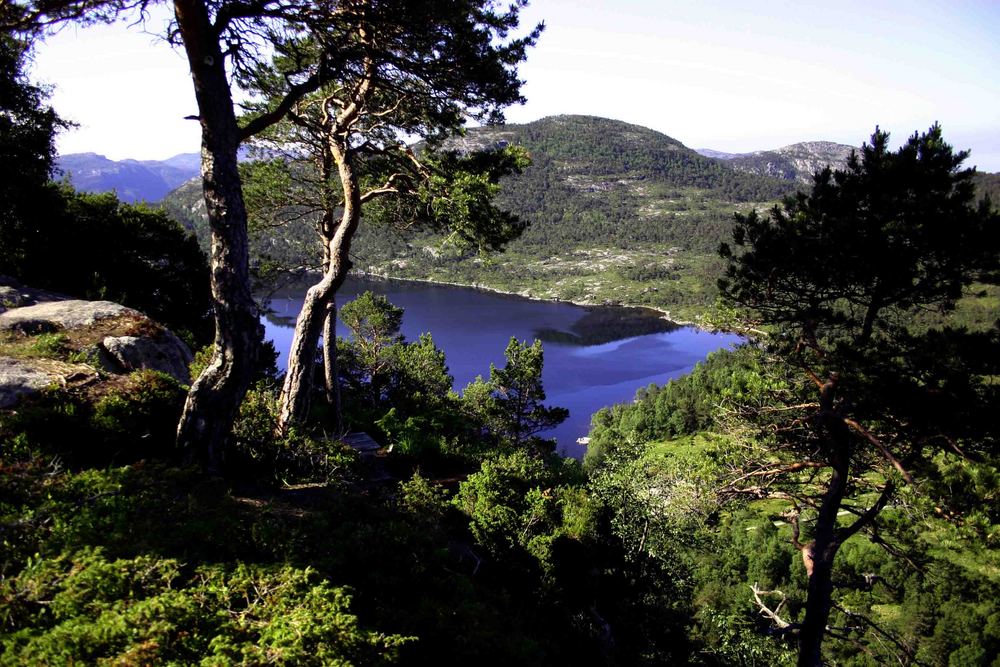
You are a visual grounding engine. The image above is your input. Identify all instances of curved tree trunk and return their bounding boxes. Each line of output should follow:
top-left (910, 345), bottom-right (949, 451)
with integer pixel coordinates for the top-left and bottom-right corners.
top-left (173, 0), bottom-right (261, 471)
top-left (277, 139), bottom-right (361, 432)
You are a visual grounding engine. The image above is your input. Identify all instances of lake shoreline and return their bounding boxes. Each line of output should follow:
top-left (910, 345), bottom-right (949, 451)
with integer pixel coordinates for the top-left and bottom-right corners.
top-left (355, 270), bottom-right (704, 329)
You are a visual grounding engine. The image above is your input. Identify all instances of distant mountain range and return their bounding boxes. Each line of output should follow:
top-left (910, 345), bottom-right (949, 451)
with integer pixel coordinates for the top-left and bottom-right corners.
top-left (695, 141), bottom-right (855, 183)
top-left (59, 125), bottom-right (858, 204)
top-left (55, 152), bottom-right (202, 204)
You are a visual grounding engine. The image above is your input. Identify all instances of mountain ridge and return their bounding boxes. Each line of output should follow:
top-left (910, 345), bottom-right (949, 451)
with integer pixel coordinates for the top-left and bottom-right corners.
top-left (160, 114), bottom-right (801, 319)
top-left (695, 141), bottom-right (855, 182)
top-left (59, 122), bottom-right (858, 205)
top-left (154, 114), bottom-right (997, 320)
top-left (56, 151), bottom-right (201, 203)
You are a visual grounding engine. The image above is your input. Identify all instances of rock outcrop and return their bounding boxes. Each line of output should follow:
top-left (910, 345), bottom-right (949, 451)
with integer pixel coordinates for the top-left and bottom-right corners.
top-left (0, 358), bottom-right (57, 409)
top-left (721, 141), bottom-right (854, 183)
top-left (0, 299), bottom-right (137, 333)
top-left (0, 279), bottom-right (195, 408)
top-left (0, 277), bottom-right (69, 314)
top-left (101, 333), bottom-right (193, 384)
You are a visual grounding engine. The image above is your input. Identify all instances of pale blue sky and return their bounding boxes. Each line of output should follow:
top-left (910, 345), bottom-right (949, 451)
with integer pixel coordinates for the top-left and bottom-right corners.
top-left (31, 0), bottom-right (1000, 170)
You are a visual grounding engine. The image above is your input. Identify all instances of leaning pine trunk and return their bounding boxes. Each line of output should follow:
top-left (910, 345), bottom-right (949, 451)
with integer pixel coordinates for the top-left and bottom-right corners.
top-left (276, 140), bottom-right (361, 433)
top-left (797, 466), bottom-right (847, 666)
top-left (797, 375), bottom-right (852, 667)
top-left (173, 0), bottom-right (261, 471)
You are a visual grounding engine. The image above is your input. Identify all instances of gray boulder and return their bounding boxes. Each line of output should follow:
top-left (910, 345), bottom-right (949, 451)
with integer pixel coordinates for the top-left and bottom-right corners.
top-left (102, 332), bottom-right (193, 384)
top-left (0, 285), bottom-right (30, 312)
top-left (0, 358), bottom-right (58, 408)
top-left (0, 288), bottom-right (195, 408)
top-left (0, 299), bottom-right (137, 333)
top-left (0, 277), bottom-right (72, 314)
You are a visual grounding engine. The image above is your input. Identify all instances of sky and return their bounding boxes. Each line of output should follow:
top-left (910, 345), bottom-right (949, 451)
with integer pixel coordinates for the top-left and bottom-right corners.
top-left (29, 0), bottom-right (1000, 170)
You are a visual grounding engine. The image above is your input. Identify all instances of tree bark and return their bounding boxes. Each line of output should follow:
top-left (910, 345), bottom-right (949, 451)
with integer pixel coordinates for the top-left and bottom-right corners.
top-left (276, 138), bottom-right (360, 432)
top-left (173, 0), bottom-right (261, 471)
top-left (798, 375), bottom-right (852, 667)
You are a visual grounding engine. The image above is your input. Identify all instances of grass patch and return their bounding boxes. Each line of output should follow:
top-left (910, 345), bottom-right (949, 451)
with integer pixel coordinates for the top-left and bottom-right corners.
top-left (0, 331), bottom-right (69, 359)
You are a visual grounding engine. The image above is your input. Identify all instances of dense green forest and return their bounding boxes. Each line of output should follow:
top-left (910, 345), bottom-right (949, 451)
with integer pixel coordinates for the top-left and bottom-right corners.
top-left (3, 3), bottom-right (1000, 665)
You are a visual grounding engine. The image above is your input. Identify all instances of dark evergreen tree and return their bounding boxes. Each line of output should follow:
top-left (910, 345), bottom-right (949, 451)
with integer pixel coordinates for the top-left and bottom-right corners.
top-left (719, 125), bottom-right (1000, 665)
top-left (463, 337), bottom-right (568, 453)
top-left (0, 32), bottom-right (67, 277)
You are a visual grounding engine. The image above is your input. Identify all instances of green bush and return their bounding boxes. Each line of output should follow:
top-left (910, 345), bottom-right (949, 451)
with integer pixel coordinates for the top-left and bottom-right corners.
top-left (0, 548), bottom-right (410, 665)
top-left (91, 370), bottom-right (187, 460)
top-left (231, 382), bottom-right (358, 485)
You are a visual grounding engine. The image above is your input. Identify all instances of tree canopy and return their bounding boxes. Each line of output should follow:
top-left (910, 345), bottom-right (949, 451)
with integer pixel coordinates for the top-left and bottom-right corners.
top-left (0, 32), bottom-right (67, 276)
top-left (237, 0), bottom-right (540, 433)
top-left (463, 337), bottom-right (568, 454)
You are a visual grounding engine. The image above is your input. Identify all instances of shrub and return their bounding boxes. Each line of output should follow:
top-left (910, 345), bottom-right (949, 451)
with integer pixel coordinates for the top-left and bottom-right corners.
top-left (90, 370), bottom-right (187, 460)
top-left (231, 382), bottom-right (358, 485)
top-left (0, 548), bottom-right (411, 665)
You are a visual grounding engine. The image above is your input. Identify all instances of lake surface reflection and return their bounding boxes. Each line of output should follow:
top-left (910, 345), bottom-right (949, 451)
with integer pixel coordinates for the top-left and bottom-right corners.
top-left (262, 276), bottom-right (741, 457)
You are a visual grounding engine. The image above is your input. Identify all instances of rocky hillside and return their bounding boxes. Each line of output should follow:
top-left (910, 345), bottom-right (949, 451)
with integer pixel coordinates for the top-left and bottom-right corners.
top-left (159, 116), bottom-right (809, 318)
top-left (697, 141), bottom-right (855, 183)
top-left (166, 114), bottom-right (797, 258)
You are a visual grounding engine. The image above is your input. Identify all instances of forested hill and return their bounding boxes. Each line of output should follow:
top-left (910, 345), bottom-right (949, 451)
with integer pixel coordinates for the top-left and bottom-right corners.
top-left (376, 115), bottom-right (801, 316)
top-left (451, 115), bottom-right (796, 251)
top-left (464, 115), bottom-right (795, 199)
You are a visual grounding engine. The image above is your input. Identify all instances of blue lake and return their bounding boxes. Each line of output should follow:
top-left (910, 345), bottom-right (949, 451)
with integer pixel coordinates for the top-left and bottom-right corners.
top-left (262, 276), bottom-right (741, 457)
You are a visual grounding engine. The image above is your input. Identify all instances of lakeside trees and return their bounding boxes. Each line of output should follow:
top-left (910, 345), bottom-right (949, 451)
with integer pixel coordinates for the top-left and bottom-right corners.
top-left (463, 337), bottom-right (568, 454)
top-left (4, 0), bottom-right (539, 465)
top-left (239, 0), bottom-right (539, 434)
top-left (3, 2), bottom-right (999, 659)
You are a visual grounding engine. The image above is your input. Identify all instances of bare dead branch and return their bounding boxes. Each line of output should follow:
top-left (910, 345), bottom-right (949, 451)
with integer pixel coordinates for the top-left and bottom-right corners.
top-left (729, 460), bottom-right (827, 487)
top-left (842, 419), bottom-right (914, 484)
top-left (757, 402), bottom-right (821, 413)
top-left (750, 583), bottom-right (798, 632)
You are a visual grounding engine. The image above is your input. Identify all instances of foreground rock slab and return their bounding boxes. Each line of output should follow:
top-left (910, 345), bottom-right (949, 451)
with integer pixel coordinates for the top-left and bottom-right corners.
top-left (0, 358), bottom-right (55, 408)
top-left (0, 288), bottom-right (195, 408)
top-left (0, 300), bottom-right (137, 333)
